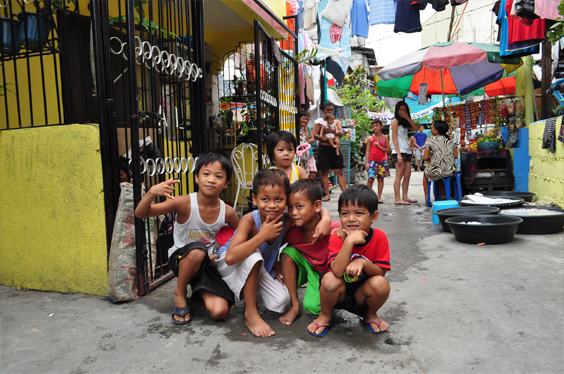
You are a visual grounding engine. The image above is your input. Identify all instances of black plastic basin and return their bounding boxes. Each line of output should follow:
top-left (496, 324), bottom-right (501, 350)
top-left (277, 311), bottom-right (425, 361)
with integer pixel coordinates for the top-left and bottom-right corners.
top-left (460, 197), bottom-right (524, 209)
top-left (446, 215), bottom-right (523, 244)
top-left (435, 206), bottom-right (501, 233)
top-left (500, 207), bottom-right (564, 234)
top-left (481, 191), bottom-right (536, 202)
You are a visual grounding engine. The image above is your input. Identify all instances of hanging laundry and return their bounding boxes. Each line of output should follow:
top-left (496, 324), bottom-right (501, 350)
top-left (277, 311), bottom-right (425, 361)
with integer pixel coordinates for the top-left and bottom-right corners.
top-left (281, 0), bottom-right (299, 50)
top-left (514, 0), bottom-right (539, 19)
top-left (317, 0), bottom-right (351, 85)
top-left (412, 0), bottom-right (449, 11)
top-left (306, 69), bottom-right (315, 104)
top-left (395, 0), bottom-right (422, 33)
top-left (369, 0), bottom-right (395, 26)
top-left (303, 0), bottom-right (318, 31)
top-left (351, 0), bottom-right (369, 38)
top-left (498, 0), bottom-right (540, 58)
top-left (535, 0), bottom-right (561, 20)
top-left (320, 0), bottom-right (354, 27)
top-left (299, 65), bottom-right (306, 105)
top-left (542, 116), bottom-right (557, 153)
top-left (297, 0), bottom-right (304, 31)
top-left (507, 0), bottom-right (545, 44)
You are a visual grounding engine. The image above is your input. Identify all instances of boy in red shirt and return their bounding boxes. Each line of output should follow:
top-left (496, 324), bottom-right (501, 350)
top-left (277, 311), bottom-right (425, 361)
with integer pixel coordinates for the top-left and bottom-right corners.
top-left (307, 184), bottom-right (391, 336)
top-left (279, 179), bottom-right (341, 326)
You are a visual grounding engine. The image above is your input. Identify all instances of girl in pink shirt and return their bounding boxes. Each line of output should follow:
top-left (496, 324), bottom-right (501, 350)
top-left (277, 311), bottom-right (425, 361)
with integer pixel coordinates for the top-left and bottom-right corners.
top-left (365, 119), bottom-right (391, 203)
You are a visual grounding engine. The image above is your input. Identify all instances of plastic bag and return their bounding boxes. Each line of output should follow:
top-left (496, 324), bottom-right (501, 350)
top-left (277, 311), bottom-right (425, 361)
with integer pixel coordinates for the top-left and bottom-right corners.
top-left (106, 182), bottom-right (158, 302)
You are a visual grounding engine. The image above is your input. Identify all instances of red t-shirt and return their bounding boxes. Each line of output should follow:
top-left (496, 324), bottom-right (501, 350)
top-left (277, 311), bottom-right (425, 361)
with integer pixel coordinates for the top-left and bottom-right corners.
top-left (327, 228), bottom-right (391, 270)
top-left (368, 135), bottom-right (388, 162)
top-left (286, 221), bottom-right (341, 273)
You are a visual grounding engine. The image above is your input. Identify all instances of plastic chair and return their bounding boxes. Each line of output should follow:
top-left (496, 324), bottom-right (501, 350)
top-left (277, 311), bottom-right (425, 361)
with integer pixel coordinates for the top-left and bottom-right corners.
top-left (231, 143), bottom-right (259, 217)
top-left (426, 172), bottom-right (463, 207)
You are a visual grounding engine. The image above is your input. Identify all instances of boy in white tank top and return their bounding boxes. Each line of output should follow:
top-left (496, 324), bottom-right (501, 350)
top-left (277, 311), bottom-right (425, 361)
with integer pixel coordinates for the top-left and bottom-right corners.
top-left (135, 151), bottom-right (239, 325)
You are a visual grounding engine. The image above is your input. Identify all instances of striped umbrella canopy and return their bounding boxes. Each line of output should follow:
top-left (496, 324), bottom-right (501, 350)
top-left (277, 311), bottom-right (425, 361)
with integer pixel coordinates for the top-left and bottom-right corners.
top-left (376, 42), bottom-right (522, 98)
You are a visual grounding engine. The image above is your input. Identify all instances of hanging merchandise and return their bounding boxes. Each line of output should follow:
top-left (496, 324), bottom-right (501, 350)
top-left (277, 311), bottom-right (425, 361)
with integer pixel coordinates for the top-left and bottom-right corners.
top-left (303, 0), bottom-right (318, 31)
top-left (320, 0), bottom-right (354, 27)
top-left (412, 0), bottom-right (450, 12)
top-left (514, 0), bottom-right (539, 19)
top-left (534, 0), bottom-right (561, 20)
top-left (497, 0), bottom-right (542, 58)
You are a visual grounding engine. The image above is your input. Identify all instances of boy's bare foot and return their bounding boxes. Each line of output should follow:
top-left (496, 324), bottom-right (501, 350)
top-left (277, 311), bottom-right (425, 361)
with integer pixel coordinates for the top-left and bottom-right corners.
top-left (173, 291), bottom-right (191, 323)
top-left (307, 312), bottom-right (331, 336)
top-left (403, 197), bottom-right (418, 203)
top-left (245, 311), bottom-right (275, 337)
top-left (279, 306), bottom-right (301, 325)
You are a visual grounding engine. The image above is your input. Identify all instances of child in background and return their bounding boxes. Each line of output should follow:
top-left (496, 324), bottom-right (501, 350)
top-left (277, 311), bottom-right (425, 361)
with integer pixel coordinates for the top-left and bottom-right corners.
top-left (320, 113), bottom-right (341, 156)
top-left (135, 151), bottom-right (239, 325)
top-left (279, 179), bottom-right (341, 326)
top-left (365, 119), bottom-right (391, 203)
top-left (119, 156), bottom-right (132, 183)
top-left (298, 111), bottom-right (318, 181)
top-left (216, 169), bottom-right (332, 337)
top-left (305, 111), bottom-right (318, 181)
top-left (422, 120), bottom-right (457, 205)
top-left (413, 124), bottom-right (427, 172)
top-left (267, 130), bottom-right (308, 184)
top-left (307, 184), bottom-right (391, 337)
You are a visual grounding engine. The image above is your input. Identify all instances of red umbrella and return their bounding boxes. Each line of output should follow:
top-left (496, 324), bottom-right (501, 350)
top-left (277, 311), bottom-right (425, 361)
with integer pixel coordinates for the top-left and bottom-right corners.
top-left (485, 76), bottom-right (516, 96)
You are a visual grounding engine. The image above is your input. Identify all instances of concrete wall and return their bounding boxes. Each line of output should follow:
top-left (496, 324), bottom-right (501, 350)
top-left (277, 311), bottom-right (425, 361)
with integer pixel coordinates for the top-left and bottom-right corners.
top-left (528, 119), bottom-right (564, 207)
top-left (0, 124), bottom-right (108, 295)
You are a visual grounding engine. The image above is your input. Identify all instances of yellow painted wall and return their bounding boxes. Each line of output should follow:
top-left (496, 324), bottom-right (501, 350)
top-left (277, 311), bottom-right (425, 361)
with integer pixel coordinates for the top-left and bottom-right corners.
top-left (528, 119), bottom-right (564, 207)
top-left (0, 124), bottom-right (107, 295)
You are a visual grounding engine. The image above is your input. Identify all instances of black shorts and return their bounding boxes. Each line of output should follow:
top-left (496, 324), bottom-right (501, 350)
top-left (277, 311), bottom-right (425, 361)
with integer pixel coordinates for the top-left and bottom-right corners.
top-left (318, 145), bottom-right (344, 171)
top-left (169, 242), bottom-right (234, 307)
top-left (391, 152), bottom-right (412, 163)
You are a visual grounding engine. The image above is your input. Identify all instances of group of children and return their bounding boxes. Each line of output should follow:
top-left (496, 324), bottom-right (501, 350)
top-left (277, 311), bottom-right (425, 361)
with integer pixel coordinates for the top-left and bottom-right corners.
top-left (135, 130), bottom-right (391, 338)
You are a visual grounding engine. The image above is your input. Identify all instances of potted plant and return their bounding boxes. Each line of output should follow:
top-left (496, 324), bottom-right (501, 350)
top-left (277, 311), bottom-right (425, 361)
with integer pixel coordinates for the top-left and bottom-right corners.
top-left (232, 74), bottom-right (246, 96)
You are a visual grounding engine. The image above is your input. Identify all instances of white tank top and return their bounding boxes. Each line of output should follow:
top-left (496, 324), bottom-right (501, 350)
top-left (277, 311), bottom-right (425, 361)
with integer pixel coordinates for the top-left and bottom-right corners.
top-left (168, 193), bottom-right (226, 258)
top-left (390, 124), bottom-right (410, 154)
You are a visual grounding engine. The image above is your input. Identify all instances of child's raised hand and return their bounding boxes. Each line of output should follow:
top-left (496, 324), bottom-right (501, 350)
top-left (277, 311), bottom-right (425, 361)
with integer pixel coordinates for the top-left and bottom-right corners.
top-left (343, 229), bottom-right (368, 246)
top-left (311, 219), bottom-right (331, 243)
top-left (149, 178), bottom-right (179, 199)
top-left (333, 225), bottom-right (347, 241)
top-left (259, 214), bottom-right (284, 242)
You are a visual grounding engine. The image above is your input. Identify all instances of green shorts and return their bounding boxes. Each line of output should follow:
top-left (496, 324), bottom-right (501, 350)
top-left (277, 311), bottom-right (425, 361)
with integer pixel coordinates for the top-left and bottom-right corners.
top-left (281, 246), bottom-right (322, 315)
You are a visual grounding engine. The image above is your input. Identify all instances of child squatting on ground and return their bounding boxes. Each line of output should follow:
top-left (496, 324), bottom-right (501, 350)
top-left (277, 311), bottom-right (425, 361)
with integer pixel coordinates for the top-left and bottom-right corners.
top-left (279, 179), bottom-right (341, 326)
top-left (320, 113), bottom-right (341, 156)
top-left (307, 184), bottom-right (391, 337)
top-left (135, 151), bottom-right (239, 325)
top-left (365, 119), bottom-right (391, 203)
top-left (215, 169), bottom-right (332, 337)
top-left (267, 130), bottom-right (308, 184)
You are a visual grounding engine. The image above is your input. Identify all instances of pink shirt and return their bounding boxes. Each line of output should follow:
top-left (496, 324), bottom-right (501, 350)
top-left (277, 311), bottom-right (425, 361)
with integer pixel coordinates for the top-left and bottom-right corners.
top-left (369, 135), bottom-right (388, 162)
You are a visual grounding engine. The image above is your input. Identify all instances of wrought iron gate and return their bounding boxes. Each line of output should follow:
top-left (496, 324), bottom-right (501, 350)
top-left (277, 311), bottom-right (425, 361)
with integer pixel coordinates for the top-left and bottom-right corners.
top-left (93, 0), bottom-right (206, 296)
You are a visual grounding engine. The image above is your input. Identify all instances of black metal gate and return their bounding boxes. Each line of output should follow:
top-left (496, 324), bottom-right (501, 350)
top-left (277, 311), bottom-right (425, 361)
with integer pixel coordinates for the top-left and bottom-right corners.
top-left (253, 20), bottom-right (299, 167)
top-left (93, 0), bottom-right (205, 296)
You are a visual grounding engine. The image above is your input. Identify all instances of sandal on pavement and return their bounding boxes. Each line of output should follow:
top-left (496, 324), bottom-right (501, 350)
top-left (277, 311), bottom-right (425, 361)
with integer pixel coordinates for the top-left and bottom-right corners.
top-left (322, 196), bottom-right (331, 202)
top-left (360, 318), bottom-right (387, 334)
top-left (172, 299), bottom-right (192, 325)
top-left (309, 319), bottom-right (331, 337)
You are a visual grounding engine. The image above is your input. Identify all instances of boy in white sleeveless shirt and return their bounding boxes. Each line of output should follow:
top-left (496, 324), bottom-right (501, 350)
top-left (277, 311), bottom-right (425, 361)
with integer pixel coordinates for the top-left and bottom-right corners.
top-left (135, 151), bottom-right (239, 325)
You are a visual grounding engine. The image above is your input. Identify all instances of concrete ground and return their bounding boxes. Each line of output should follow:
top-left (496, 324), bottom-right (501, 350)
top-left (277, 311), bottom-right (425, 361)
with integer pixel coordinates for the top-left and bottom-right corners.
top-left (2, 170), bottom-right (563, 374)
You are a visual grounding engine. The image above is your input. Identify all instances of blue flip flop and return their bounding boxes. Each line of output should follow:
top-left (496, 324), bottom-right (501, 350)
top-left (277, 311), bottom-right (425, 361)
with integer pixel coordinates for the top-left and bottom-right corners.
top-left (361, 318), bottom-right (387, 334)
top-left (309, 319), bottom-right (330, 337)
top-left (172, 300), bottom-right (192, 325)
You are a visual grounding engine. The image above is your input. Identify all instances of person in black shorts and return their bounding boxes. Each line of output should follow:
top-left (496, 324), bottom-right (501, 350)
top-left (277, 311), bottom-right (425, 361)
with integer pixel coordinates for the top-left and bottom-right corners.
top-left (312, 102), bottom-right (347, 200)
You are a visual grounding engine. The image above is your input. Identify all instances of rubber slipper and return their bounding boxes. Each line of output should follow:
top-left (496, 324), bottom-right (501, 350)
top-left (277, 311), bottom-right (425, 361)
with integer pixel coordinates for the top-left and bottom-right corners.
top-left (172, 299), bottom-right (192, 325)
top-left (309, 319), bottom-right (330, 337)
top-left (405, 198), bottom-right (418, 203)
top-left (322, 196), bottom-right (331, 202)
top-left (394, 202), bottom-right (410, 205)
top-left (360, 318), bottom-right (387, 334)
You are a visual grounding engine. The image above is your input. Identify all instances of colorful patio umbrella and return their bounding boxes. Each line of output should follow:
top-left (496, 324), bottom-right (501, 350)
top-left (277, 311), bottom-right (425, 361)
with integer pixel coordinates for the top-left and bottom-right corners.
top-left (484, 76), bottom-right (516, 96)
top-left (376, 42), bottom-right (522, 98)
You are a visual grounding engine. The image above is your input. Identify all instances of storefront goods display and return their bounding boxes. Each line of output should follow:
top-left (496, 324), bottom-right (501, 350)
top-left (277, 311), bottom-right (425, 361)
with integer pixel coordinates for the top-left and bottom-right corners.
top-left (500, 207), bottom-right (564, 235)
top-left (445, 214), bottom-right (523, 244)
top-left (376, 42), bottom-right (521, 98)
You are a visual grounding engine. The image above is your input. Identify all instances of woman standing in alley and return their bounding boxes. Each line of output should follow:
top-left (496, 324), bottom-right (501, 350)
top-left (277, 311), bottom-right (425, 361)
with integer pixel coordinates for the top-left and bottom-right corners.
top-left (390, 101), bottom-right (418, 205)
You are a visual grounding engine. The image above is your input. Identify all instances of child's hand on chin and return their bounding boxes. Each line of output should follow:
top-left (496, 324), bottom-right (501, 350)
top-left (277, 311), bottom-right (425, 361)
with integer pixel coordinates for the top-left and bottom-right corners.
top-left (259, 215), bottom-right (284, 241)
top-left (343, 229), bottom-right (368, 246)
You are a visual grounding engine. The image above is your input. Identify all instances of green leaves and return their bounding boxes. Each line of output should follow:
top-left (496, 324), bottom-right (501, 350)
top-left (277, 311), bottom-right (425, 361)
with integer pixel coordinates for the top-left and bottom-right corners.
top-left (546, 1), bottom-right (564, 43)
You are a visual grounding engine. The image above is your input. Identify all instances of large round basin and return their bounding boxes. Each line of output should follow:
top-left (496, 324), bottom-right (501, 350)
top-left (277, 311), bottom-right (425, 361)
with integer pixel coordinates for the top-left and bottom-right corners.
top-left (435, 206), bottom-right (501, 233)
top-left (446, 215), bottom-right (523, 244)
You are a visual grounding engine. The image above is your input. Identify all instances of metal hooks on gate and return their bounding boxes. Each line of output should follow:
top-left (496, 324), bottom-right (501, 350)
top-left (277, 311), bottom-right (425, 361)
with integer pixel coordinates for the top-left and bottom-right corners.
top-left (137, 157), bottom-right (199, 176)
top-left (109, 36), bottom-right (202, 82)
